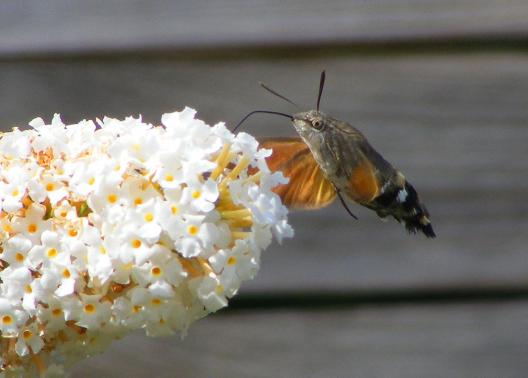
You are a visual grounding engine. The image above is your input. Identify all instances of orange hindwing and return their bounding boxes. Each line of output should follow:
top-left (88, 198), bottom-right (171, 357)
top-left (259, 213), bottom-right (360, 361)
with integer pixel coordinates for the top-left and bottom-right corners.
top-left (259, 137), bottom-right (336, 210)
top-left (347, 159), bottom-right (380, 203)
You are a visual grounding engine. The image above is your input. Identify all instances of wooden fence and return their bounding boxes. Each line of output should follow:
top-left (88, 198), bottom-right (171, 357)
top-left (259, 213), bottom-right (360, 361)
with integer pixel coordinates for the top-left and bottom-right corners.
top-left (1, 1), bottom-right (528, 377)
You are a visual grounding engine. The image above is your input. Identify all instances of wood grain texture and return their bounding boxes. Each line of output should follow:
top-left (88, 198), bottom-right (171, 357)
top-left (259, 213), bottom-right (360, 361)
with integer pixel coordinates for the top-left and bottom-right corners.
top-left (0, 52), bottom-right (526, 292)
top-left (71, 301), bottom-right (528, 378)
top-left (0, 1), bottom-right (527, 56)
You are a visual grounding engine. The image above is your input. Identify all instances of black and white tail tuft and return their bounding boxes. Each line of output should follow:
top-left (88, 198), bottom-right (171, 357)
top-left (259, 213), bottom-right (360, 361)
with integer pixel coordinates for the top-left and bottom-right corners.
top-left (373, 181), bottom-right (436, 238)
top-left (400, 183), bottom-right (435, 237)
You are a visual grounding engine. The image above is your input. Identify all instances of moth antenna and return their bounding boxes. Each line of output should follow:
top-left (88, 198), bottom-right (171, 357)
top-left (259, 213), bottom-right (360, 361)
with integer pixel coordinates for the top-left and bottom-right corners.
top-left (336, 189), bottom-right (358, 220)
top-left (259, 82), bottom-right (301, 109)
top-left (233, 110), bottom-right (293, 132)
top-left (316, 70), bottom-right (326, 111)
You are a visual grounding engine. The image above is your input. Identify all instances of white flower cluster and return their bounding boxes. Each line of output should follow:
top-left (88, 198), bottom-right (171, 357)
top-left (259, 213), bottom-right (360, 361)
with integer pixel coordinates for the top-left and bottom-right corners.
top-left (0, 108), bottom-right (292, 376)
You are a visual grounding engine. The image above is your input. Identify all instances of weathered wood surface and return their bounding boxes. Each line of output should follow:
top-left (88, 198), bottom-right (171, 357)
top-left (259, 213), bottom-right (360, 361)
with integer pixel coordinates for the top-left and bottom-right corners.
top-left (1, 1), bottom-right (528, 56)
top-left (3, 4), bottom-right (528, 377)
top-left (0, 52), bottom-right (526, 293)
top-left (71, 301), bottom-right (528, 378)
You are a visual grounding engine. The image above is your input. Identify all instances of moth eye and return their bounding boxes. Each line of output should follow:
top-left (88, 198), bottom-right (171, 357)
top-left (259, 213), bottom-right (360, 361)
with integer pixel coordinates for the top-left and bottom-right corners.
top-left (312, 120), bottom-right (323, 130)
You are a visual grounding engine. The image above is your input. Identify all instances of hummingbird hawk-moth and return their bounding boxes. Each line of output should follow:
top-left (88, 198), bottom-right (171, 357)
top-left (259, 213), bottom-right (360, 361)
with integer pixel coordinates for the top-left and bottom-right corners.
top-left (235, 71), bottom-right (436, 238)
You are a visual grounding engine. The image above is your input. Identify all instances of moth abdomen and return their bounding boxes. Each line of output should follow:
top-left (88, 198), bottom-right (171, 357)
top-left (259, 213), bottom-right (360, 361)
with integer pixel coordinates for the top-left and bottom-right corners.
top-left (372, 181), bottom-right (436, 238)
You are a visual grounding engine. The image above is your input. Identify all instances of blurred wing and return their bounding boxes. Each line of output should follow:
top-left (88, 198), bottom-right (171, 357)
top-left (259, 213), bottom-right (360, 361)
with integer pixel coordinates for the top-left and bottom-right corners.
top-left (259, 137), bottom-right (336, 209)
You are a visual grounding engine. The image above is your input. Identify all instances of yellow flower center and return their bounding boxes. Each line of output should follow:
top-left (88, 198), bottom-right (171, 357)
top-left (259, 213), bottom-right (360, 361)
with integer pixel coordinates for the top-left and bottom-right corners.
top-left (22, 330), bottom-right (32, 340)
top-left (1, 315), bottom-right (13, 325)
top-left (227, 256), bottom-right (237, 266)
top-left (11, 189), bottom-right (19, 197)
top-left (191, 190), bottom-right (201, 199)
top-left (87, 177), bottom-right (95, 185)
top-left (45, 183), bottom-right (55, 191)
top-left (99, 246), bottom-right (107, 255)
top-left (52, 308), bottom-right (62, 317)
top-left (144, 213), bottom-right (154, 222)
top-left (62, 268), bottom-right (71, 279)
top-left (46, 248), bottom-right (58, 258)
top-left (132, 305), bottom-right (142, 313)
top-left (27, 223), bottom-right (37, 233)
top-left (68, 229), bottom-right (78, 237)
top-left (15, 252), bottom-right (24, 263)
top-left (24, 284), bottom-right (32, 294)
top-left (83, 304), bottom-right (96, 314)
top-left (170, 205), bottom-right (178, 215)
top-left (131, 239), bottom-right (142, 249)
top-left (151, 266), bottom-right (162, 276)
top-left (151, 298), bottom-right (161, 306)
top-left (187, 225), bottom-right (198, 236)
top-left (164, 174), bottom-right (174, 182)
top-left (134, 197), bottom-right (143, 206)
top-left (107, 194), bottom-right (118, 204)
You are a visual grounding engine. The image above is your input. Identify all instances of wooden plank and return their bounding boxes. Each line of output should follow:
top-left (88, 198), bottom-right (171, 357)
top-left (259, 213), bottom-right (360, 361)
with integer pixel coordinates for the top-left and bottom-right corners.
top-left (71, 301), bottom-right (528, 377)
top-left (0, 52), bottom-right (527, 291)
top-left (1, 1), bottom-right (528, 56)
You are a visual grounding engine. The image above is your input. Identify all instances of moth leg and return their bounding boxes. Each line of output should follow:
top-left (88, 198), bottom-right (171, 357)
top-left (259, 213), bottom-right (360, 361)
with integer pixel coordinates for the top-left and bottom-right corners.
top-left (336, 189), bottom-right (358, 220)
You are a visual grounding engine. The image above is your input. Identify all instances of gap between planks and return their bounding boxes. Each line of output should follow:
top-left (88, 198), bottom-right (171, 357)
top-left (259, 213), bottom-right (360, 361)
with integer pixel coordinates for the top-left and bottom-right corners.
top-left (227, 286), bottom-right (528, 312)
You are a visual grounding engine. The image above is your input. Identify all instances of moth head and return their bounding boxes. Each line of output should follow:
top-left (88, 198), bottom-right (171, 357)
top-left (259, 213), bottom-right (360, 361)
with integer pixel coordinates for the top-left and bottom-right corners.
top-left (292, 110), bottom-right (328, 141)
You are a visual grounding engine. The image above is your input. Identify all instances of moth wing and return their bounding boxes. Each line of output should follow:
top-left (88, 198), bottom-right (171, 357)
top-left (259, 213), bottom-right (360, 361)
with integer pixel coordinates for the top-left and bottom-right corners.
top-left (345, 138), bottom-right (398, 204)
top-left (346, 154), bottom-right (382, 203)
top-left (259, 137), bottom-right (336, 210)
